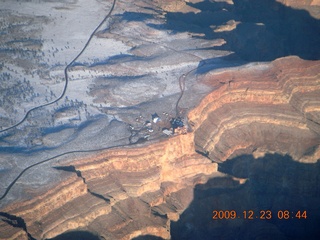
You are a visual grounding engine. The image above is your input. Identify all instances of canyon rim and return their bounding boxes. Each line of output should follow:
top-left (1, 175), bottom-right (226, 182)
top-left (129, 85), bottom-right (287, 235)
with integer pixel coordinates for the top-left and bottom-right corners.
top-left (1, 0), bottom-right (320, 239)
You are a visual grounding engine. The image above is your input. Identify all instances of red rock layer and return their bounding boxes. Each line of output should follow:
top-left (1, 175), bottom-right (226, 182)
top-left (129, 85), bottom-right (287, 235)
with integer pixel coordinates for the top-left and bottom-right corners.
top-left (0, 57), bottom-right (319, 240)
top-left (0, 133), bottom-right (218, 240)
top-left (190, 56), bottom-right (320, 162)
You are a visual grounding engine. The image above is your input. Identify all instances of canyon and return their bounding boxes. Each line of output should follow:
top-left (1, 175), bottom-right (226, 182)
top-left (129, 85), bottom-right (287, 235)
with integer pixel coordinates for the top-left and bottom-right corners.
top-left (1, 0), bottom-right (320, 239)
top-left (1, 55), bottom-right (319, 240)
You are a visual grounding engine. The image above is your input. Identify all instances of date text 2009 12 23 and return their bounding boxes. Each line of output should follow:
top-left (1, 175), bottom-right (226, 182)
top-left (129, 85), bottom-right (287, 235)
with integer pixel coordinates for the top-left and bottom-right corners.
top-left (212, 210), bottom-right (307, 220)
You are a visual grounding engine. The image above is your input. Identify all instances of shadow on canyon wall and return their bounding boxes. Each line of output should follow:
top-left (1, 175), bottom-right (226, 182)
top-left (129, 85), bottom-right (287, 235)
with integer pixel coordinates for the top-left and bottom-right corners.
top-left (170, 153), bottom-right (320, 240)
top-left (132, 235), bottom-right (165, 240)
top-left (123, 0), bottom-right (320, 67)
top-left (46, 230), bottom-right (102, 240)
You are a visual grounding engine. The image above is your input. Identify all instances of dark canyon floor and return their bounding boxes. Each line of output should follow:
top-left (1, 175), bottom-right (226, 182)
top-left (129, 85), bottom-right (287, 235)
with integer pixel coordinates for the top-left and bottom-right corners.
top-left (0, 0), bottom-right (320, 239)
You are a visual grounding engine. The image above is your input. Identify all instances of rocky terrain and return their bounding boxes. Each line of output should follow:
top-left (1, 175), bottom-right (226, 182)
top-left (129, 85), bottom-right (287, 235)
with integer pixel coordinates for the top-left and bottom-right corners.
top-left (192, 56), bottom-right (320, 162)
top-left (0, 0), bottom-right (320, 239)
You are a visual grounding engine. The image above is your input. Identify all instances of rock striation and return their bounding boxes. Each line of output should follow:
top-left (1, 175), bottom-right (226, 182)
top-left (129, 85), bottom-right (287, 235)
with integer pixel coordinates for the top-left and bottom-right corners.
top-left (1, 0), bottom-right (320, 239)
top-left (0, 56), bottom-right (319, 240)
top-left (191, 56), bottom-right (320, 162)
top-left (0, 133), bottom-right (218, 240)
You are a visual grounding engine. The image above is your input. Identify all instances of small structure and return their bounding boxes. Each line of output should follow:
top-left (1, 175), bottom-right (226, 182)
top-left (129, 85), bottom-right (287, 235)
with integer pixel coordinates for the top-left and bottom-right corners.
top-left (162, 128), bottom-right (173, 136)
top-left (152, 113), bottom-right (161, 123)
top-left (170, 117), bottom-right (184, 129)
top-left (144, 120), bottom-right (152, 127)
top-left (170, 117), bottom-right (187, 135)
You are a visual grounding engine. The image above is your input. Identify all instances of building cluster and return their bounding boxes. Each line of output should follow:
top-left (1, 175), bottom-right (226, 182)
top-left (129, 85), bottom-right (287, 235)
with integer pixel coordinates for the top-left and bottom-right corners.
top-left (130, 112), bottom-right (188, 142)
top-left (152, 112), bottom-right (187, 136)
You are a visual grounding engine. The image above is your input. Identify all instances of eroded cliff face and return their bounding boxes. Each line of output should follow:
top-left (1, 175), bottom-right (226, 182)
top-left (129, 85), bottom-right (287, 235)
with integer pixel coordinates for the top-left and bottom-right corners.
top-left (191, 56), bottom-right (320, 162)
top-left (1, 0), bottom-right (320, 239)
top-left (0, 133), bottom-right (218, 240)
top-left (1, 56), bottom-right (319, 240)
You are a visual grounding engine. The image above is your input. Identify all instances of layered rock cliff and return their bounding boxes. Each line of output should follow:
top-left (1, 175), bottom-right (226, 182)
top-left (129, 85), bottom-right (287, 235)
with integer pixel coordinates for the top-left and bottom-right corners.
top-left (0, 56), bottom-right (319, 240)
top-left (0, 133), bottom-right (218, 240)
top-left (1, 0), bottom-right (320, 239)
top-left (191, 56), bottom-right (320, 162)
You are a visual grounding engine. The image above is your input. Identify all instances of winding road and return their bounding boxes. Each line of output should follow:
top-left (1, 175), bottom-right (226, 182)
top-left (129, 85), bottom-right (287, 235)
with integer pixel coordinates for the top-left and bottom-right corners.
top-left (0, 0), bottom-right (208, 202)
top-left (0, 0), bottom-right (116, 134)
top-left (0, 0), bottom-right (117, 201)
